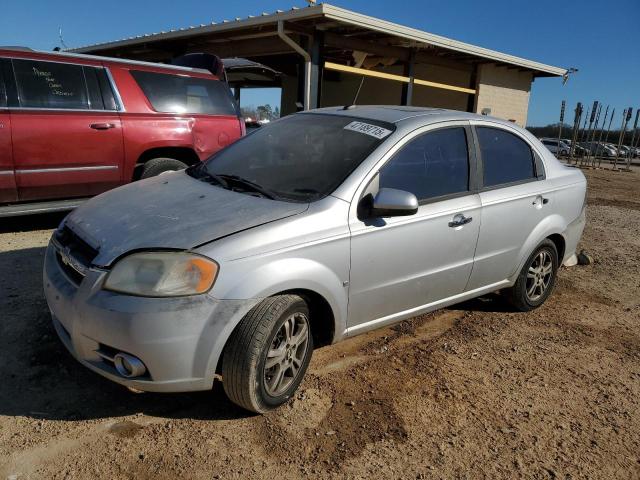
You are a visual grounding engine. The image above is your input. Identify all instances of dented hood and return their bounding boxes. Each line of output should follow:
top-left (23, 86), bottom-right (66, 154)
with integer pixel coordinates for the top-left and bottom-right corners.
top-left (64, 171), bottom-right (308, 266)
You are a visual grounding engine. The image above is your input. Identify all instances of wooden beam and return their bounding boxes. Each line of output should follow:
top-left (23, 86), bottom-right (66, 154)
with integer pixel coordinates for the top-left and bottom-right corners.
top-left (324, 61), bottom-right (476, 94)
top-left (324, 32), bottom-right (411, 61)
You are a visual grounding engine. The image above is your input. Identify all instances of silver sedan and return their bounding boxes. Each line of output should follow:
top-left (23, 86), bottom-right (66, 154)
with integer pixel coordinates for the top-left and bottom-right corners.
top-left (44, 106), bottom-right (587, 413)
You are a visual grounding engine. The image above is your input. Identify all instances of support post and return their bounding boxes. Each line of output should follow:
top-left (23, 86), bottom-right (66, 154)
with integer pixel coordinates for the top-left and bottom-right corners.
top-left (467, 64), bottom-right (478, 113)
top-left (309, 30), bottom-right (324, 109)
top-left (400, 50), bottom-right (415, 106)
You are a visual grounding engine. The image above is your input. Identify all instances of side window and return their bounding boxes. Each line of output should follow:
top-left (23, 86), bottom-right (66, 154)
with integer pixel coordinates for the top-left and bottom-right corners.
top-left (82, 67), bottom-right (117, 110)
top-left (379, 127), bottom-right (469, 202)
top-left (130, 70), bottom-right (238, 116)
top-left (0, 62), bottom-right (6, 108)
top-left (477, 127), bottom-right (536, 187)
top-left (12, 59), bottom-right (89, 109)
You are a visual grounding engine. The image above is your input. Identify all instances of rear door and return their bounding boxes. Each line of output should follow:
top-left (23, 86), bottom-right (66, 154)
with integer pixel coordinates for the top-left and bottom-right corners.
top-left (0, 59), bottom-right (17, 202)
top-left (7, 58), bottom-right (124, 201)
top-left (466, 123), bottom-right (548, 290)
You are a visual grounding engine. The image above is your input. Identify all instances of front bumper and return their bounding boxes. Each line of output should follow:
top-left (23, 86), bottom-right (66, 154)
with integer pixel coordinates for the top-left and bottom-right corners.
top-left (43, 240), bottom-right (258, 392)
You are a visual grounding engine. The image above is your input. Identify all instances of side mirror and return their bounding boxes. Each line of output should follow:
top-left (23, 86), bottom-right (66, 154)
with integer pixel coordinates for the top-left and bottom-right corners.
top-left (370, 188), bottom-right (418, 217)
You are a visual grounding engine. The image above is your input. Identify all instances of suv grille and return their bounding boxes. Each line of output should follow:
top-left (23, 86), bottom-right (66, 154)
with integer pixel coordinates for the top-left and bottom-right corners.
top-left (52, 226), bottom-right (99, 284)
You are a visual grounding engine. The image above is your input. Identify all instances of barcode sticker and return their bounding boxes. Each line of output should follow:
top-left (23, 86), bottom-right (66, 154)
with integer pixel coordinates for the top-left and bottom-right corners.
top-left (343, 121), bottom-right (392, 139)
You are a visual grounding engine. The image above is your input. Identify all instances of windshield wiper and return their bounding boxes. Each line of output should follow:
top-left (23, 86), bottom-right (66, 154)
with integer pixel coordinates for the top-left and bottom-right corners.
top-left (186, 165), bottom-right (230, 188)
top-left (216, 174), bottom-right (277, 200)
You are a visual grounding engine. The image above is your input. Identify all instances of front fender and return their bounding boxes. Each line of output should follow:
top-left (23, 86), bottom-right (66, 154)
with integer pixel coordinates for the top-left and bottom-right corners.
top-left (201, 257), bottom-right (348, 377)
top-left (222, 257), bottom-right (347, 335)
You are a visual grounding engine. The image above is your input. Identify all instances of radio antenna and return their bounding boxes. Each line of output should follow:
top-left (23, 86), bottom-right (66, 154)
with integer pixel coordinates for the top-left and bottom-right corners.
top-left (58, 27), bottom-right (68, 49)
top-left (343, 76), bottom-right (365, 110)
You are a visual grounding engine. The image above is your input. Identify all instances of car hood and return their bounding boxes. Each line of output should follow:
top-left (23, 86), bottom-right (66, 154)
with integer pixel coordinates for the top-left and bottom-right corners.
top-left (64, 171), bottom-right (309, 266)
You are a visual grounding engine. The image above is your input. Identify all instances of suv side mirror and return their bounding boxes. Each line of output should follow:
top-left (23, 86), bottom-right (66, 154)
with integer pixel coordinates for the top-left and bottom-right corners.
top-left (370, 188), bottom-right (418, 217)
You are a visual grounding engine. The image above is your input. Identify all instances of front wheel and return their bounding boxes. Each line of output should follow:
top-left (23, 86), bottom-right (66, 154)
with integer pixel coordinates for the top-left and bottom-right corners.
top-left (506, 239), bottom-right (558, 312)
top-left (221, 295), bottom-right (313, 413)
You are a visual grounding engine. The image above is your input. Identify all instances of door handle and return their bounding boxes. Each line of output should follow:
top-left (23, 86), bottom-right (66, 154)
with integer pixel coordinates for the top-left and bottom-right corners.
top-left (90, 123), bottom-right (115, 130)
top-left (532, 195), bottom-right (549, 206)
top-left (448, 214), bottom-right (472, 228)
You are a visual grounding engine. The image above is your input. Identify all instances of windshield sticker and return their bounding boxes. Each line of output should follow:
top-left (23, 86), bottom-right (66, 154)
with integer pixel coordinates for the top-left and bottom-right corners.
top-left (343, 121), bottom-right (392, 139)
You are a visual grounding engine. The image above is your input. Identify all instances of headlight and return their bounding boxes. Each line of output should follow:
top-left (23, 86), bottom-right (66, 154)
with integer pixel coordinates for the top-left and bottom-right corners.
top-left (104, 252), bottom-right (218, 297)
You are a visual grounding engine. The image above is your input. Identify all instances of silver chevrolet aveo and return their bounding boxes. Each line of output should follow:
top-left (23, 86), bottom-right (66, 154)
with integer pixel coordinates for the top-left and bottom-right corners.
top-left (44, 106), bottom-right (586, 413)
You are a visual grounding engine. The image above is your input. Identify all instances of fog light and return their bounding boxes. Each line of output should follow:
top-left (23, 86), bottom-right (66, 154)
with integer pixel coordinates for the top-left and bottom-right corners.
top-left (113, 353), bottom-right (146, 378)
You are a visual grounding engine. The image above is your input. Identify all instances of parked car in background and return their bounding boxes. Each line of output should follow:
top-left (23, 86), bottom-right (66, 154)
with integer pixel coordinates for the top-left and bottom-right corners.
top-left (0, 47), bottom-right (244, 216)
top-left (617, 145), bottom-right (631, 158)
top-left (44, 106), bottom-right (587, 413)
top-left (540, 138), bottom-right (570, 156)
top-left (581, 142), bottom-right (616, 157)
top-left (562, 139), bottom-right (587, 156)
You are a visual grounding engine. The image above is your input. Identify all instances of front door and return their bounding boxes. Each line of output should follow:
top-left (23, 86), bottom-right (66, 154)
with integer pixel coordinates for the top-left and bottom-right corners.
top-left (348, 124), bottom-right (481, 332)
top-left (6, 58), bottom-right (123, 201)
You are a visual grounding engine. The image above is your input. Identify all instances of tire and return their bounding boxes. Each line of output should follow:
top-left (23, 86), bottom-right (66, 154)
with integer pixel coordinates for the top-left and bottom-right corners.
top-left (221, 295), bottom-right (314, 413)
top-left (506, 239), bottom-right (559, 312)
top-left (140, 158), bottom-right (188, 179)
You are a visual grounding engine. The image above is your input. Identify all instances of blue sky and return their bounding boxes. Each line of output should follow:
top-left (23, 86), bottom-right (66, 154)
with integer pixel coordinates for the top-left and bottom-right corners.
top-left (2, 0), bottom-right (638, 126)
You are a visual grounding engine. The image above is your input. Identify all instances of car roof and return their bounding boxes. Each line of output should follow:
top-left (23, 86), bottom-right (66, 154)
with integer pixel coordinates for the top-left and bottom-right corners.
top-left (301, 105), bottom-right (514, 127)
top-left (0, 46), bottom-right (213, 76)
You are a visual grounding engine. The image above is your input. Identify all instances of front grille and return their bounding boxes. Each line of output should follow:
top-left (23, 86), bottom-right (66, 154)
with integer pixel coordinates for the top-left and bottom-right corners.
top-left (53, 226), bottom-right (99, 284)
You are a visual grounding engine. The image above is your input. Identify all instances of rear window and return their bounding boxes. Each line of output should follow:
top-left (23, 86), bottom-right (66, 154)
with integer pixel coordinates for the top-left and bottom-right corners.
top-left (131, 70), bottom-right (238, 116)
top-left (477, 127), bottom-right (536, 187)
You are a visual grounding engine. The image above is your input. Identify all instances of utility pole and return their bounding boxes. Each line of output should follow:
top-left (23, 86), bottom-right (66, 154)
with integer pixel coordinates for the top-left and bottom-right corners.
top-left (570, 102), bottom-right (583, 163)
top-left (625, 109), bottom-right (639, 170)
top-left (601, 108), bottom-right (615, 167)
top-left (614, 108), bottom-right (632, 170)
top-left (588, 103), bottom-right (602, 166)
top-left (595, 105), bottom-right (609, 167)
top-left (580, 105), bottom-right (590, 143)
top-left (557, 100), bottom-right (566, 157)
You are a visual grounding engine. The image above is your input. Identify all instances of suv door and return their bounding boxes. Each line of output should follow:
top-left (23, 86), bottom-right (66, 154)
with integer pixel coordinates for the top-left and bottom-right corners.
top-left (347, 124), bottom-right (481, 332)
top-left (0, 59), bottom-right (17, 202)
top-left (7, 58), bottom-right (124, 201)
top-left (466, 123), bottom-right (548, 290)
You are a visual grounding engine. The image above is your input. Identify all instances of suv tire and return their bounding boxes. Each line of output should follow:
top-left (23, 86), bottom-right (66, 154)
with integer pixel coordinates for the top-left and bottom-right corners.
top-left (140, 158), bottom-right (188, 179)
top-left (222, 295), bottom-right (314, 413)
top-left (506, 239), bottom-right (559, 312)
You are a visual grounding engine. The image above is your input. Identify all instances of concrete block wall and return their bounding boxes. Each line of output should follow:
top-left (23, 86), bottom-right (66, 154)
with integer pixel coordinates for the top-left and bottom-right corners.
top-left (473, 64), bottom-right (533, 126)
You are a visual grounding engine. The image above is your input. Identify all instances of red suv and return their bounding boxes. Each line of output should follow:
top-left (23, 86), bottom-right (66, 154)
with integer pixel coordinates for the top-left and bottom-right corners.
top-left (0, 47), bottom-right (244, 216)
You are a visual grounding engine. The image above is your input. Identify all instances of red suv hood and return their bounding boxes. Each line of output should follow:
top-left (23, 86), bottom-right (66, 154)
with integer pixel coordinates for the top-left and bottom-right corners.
top-left (64, 171), bottom-right (308, 267)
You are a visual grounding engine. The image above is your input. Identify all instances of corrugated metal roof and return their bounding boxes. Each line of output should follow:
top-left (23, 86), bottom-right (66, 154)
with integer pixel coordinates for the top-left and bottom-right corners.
top-left (69, 3), bottom-right (566, 77)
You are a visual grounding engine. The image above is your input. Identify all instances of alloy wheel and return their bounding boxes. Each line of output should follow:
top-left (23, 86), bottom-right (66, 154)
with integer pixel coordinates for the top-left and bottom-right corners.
top-left (263, 312), bottom-right (310, 397)
top-left (526, 250), bottom-right (553, 302)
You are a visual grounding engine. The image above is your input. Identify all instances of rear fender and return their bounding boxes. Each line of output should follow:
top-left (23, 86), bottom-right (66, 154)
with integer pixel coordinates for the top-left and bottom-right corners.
top-left (508, 213), bottom-right (567, 283)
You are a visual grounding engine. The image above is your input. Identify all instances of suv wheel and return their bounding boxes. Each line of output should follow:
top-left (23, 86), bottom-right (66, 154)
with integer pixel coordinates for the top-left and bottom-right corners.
top-left (221, 295), bottom-right (313, 413)
top-left (140, 158), bottom-right (188, 179)
top-left (506, 239), bottom-right (558, 312)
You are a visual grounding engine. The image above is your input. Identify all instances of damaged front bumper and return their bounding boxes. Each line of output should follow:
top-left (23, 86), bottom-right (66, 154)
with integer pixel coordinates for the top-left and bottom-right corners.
top-left (43, 240), bottom-right (259, 393)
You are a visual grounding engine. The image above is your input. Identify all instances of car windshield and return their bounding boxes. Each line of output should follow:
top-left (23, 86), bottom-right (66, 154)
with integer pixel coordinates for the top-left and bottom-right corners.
top-left (195, 113), bottom-right (395, 202)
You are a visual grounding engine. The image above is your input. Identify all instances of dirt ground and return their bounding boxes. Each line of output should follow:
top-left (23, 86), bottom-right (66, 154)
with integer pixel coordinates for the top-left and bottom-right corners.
top-left (1, 167), bottom-right (639, 480)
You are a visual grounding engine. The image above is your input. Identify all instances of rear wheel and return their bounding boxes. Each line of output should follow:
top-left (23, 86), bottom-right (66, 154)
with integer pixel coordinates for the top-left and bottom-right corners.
top-left (221, 295), bottom-right (313, 413)
top-left (140, 157), bottom-right (188, 179)
top-left (506, 239), bottom-right (558, 311)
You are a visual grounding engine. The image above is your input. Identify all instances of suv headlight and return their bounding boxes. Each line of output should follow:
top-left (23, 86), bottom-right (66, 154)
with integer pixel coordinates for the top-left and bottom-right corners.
top-left (104, 252), bottom-right (218, 297)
